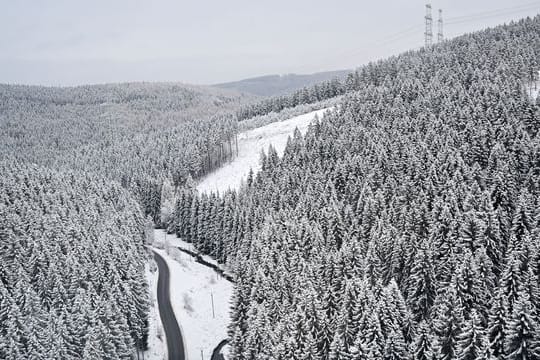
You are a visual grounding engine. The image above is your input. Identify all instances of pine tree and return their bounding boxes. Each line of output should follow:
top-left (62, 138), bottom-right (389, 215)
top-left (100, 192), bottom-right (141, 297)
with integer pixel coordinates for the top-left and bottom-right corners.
top-left (486, 289), bottom-right (508, 358)
top-left (499, 249), bottom-right (526, 313)
top-left (328, 328), bottom-right (353, 360)
top-left (383, 329), bottom-right (409, 360)
top-left (504, 290), bottom-right (540, 359)
top-left (411, 320), bottom-right (434, 360)
top-left (2, 301), bottom-right (27, 360)
top-left (481, 196), bottom-right (504, 275)
top-left (456, 310), bottom-right (486, 360)
top-left (406, 244), bottom-right (436, 323)
top-left (81, 324), bottom-right (106, 360)
top-left (229, 325), bottom-right (247, 360)
top-left (432, 284), bottom-right (463, 360)
top-left (360, 311), bottom-right (385, 359)
top-left (453, 251), bottom-right (488, 315)
top-left (510, 191), bottom-right (533, 242)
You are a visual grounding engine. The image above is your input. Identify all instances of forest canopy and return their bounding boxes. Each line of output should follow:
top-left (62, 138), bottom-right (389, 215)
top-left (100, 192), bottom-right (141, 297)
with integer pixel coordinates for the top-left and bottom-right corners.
top-left (0, 82), bottom-right (253, 358)
top-left (170, 16), bottom-right (540, 360)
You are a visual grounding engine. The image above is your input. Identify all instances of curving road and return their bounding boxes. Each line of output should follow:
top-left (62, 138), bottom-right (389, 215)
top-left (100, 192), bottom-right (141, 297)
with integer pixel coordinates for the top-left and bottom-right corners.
top-left (211, 339), bottom-right (228, 360)
top-left (153, 250), bottom-right (186, 360)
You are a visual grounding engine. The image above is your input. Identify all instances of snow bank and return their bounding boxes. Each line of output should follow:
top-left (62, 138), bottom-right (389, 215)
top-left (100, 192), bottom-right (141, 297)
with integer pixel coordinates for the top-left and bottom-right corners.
top-left (153, 229), bottom-right (233, 360)
top-left (143, 263), bottom-right (167, 360)
top-left (220, 344), bottom-right (231, 359)
top-left (197, 108), bottom-right (331, 194)
top-left (156, 230), bottom-right (229, 274)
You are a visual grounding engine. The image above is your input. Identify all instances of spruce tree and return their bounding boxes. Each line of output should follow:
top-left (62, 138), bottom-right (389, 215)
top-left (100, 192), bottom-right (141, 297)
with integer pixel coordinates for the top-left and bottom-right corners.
top-left (456, 310), bottom-right (486, 360)
top-left (504, 290), bottom-right (540, 359)
top-left (411, 320), bottom-right (434, 360)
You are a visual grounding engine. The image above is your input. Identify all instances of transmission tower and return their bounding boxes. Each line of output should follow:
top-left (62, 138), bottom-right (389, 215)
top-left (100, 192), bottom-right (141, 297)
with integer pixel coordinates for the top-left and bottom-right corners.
top-left (425, 4), bottom-right (433, 47)
top-left (438, 9), bottom-right (444, 42)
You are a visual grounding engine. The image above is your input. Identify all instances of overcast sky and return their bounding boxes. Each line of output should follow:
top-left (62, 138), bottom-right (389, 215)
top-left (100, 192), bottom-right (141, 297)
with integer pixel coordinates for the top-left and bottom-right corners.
top-left (0, 0), bottom-right (538, 86)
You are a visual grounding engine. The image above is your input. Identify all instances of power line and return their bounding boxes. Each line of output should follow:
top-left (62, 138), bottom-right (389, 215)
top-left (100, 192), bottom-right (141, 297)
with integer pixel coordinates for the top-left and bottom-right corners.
top-left (447, 9), bottom-right (539, 26)
top-left (312, 25), bottom-right (422, 70)
top-left (300, 3), bottom-right (538, 73)
top-left (377, 26), bottom-right (423, 47)
top-left (446, 3), bottom-right (540, 25)
top-left (446, 1), bottom-right (540, 21)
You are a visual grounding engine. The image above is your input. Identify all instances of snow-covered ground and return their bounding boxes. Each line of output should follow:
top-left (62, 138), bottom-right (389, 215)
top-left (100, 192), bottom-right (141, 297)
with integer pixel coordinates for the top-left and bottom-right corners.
top-left (155, 229), bottom-right (197, 253)
top-left (143, 263), bottom-right (167, 360)
top-left (153, 230), bottom-right (233, 360)
top-left (197, 108), bottom-right (331, 194)
top-left (220, 344), bottom-right (231, 359)
top-left (527, 76), bottom-right (539, 100)
top-left (156, 230), bottom-right (230, 274)
top-left (530, 81), bottom-right (539, 100)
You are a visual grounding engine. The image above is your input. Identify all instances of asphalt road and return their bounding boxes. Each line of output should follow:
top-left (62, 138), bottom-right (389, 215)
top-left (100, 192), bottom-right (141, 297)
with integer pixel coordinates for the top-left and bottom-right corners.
top-left (211, 339), bottom-right (228, 360)
top-left (153, 250), bottom-right (186, 360)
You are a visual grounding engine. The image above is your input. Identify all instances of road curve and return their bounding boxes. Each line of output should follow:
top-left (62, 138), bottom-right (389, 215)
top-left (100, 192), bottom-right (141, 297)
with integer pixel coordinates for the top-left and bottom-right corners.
top-left (153, 250), bottom-right (186, 360)
top-left (211, 339), bottom-right (228, 360)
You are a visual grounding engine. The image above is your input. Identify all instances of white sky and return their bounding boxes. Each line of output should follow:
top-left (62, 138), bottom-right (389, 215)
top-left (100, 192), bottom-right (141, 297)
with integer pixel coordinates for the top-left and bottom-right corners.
top-left (0, 0), bottom-right (538, 85)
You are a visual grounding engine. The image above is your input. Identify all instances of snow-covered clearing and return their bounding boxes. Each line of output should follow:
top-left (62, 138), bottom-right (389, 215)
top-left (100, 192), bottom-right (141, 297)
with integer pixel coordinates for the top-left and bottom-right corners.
top-left (143, 263), bottom-right (166, 360)
top-left (527, 74), bottom-right (539, 100)
top-left (529, 81), bottom-right (539, 100)
top-left (197, 107), bottom-right (331, 194)
top-left (153, 229), bottom-right (233, 360)
top-left (156, 230), bottom-right (230, 275)
top-left (155, 230), bottom-right (197, 253)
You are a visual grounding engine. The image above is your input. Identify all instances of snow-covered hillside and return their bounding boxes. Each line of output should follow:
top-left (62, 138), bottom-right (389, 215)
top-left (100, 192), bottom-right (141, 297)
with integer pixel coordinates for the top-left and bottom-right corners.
top-left (197, 108), bottom-right (331, 193)
top-left (153, 230), bottom-right (233, 360)
top-left (149, 109), bottom-right (332, 359)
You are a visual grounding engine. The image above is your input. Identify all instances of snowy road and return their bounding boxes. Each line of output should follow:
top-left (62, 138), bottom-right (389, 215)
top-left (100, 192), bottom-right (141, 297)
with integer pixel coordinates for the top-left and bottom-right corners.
top-left (153, 230), bottom-right (233, 360)
top-left (211, 339), bottom-right (228, 360)
top-left (153, 250), bottom-right (186, 360)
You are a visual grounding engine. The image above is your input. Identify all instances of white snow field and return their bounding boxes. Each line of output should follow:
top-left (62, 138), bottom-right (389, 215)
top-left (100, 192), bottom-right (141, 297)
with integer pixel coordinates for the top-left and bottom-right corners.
top-left (143, 264), bottom-right (166, 360)
top-left (197, 108), bottom-right (331, 194)
top-left (530, 81), bottom-right (539, 100)
top-left (527, 75), bottom-right (539, 100)
top-left (153, 229), bottom-right (233, 360)
top-left (157, 230), bottom-right (232, 275)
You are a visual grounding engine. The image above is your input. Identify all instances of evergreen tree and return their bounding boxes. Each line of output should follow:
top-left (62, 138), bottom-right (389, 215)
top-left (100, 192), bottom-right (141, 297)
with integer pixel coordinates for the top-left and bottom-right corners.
top-left (406, 243), bottom-right (436, 323)
top-left (383, 329), bottom-right (409, 360)
top-left (504, 290), bottom-right (540, 359)
top-left (486, 289), bottom-right (509, 358)
top-left (432, 285), bottom-right (464, 360)
top-left (411, 320), bottom-right (434, 360)
top-left (456, 310), bottom-right (486, 360)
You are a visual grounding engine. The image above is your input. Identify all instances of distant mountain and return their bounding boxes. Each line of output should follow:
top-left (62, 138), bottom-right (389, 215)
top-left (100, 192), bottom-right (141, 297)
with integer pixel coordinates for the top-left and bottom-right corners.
top-left (214, 70), bottom-right (351, 96)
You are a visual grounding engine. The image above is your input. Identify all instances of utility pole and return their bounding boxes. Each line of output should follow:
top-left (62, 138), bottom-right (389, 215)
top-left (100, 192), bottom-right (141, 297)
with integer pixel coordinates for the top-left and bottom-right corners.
top-left (438, 9), bottom-right (444, 43)
top-left (425, 4), bottom-right (433, 47)
top-left (211, 291), bottom-right (215, 319)
top-left (164, 231), bottom-right (170, 255)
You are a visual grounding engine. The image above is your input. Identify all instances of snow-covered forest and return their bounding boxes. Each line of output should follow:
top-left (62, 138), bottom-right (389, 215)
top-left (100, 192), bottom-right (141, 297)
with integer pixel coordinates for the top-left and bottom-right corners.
top-left (1, 7), bottom-right (540, 360)
top-left (0, 83), bottom-right (255, 358)
top-left (0, 163), bottom-right (148, 358)
top-left (0, 83), bottom-right (253, 223)
top-left (169, 16), bottom-right (540, 359)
